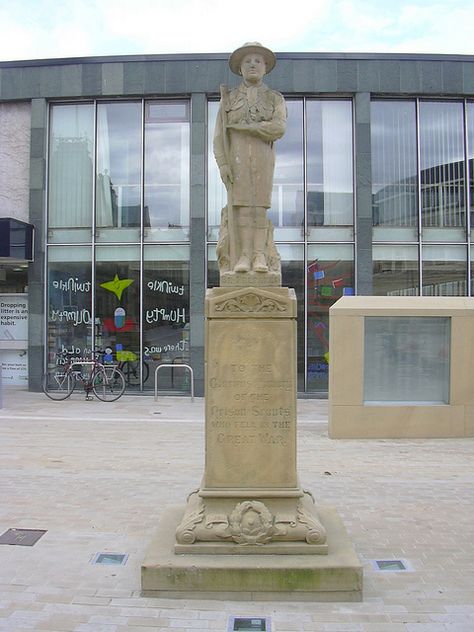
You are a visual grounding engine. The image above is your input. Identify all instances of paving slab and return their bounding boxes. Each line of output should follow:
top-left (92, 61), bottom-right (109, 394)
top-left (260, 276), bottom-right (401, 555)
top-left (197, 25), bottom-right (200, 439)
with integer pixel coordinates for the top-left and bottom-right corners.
top-left (0, 388), bottom-right (474, 630)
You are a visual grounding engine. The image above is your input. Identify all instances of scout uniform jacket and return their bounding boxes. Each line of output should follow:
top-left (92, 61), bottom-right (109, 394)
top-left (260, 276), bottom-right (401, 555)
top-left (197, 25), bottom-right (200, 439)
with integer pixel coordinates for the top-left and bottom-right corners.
top-left (213, 82), bottom-right (287, 209)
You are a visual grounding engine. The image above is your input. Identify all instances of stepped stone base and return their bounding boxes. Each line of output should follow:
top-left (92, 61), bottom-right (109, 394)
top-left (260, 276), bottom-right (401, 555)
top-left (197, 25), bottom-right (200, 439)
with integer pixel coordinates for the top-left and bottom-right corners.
top-left (141, 505), bottom-right (363, 602)
top-left (220, 270), bottom-right (281, 287)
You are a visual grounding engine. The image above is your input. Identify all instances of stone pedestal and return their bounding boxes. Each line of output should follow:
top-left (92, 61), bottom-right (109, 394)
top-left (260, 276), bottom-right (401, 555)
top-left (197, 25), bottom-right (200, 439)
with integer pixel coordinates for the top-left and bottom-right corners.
top-left (141, 286), bottom-right (362, 599)
top-left (176, 286), bottom-right (327, 553)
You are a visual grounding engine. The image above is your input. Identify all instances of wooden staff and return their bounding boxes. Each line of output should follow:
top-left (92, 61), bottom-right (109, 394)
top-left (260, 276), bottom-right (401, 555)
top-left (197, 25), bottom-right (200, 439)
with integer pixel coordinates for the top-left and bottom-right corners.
top-left (219, 84), bottom-right (236, 270)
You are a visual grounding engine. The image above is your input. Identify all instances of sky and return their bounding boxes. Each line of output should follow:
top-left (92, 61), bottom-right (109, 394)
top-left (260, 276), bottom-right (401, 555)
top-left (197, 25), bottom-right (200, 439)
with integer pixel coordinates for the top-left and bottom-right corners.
top-left (0, 0), bottom-right (473, 63)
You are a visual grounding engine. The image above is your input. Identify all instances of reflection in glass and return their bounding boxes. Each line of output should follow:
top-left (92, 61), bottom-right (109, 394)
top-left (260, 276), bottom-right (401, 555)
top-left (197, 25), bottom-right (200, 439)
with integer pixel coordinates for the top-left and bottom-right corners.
top-left (95, 246), bottom-right (140, 383)
top-left (307, 100), bottom-right (353, 238)
top-left (143, 245), bottom-right (190, 391)
top-left (467, 103), bottom-right (474, 236)
top-left (371, 101), bottom-right (417, 240)
top-left (420, 101), bottom-right (466, 240)
top-left (364, 316), bottom-right (450, 404)
top-left (470, 250), bottom-right (474, 296)
top-left (268, 100), bottom-right (304, 239)
top-left (422, 245), bottom-right (467, 296)
top-left (373, 245), bottom-right (419, 296)
top-left (96, 102), bottom-right (142, 241)
top-left (207, 102), bottom-right (226, 241)
top-left (47, 246), bottom-right (92, 368)
top-left (307, 244), bottom-right (354, 392)
top-left (0, 265), bottom-right (28, 293)
top-left (280, 244), bottom-right (305, 391)
top-left (145, 101), bottom-right (190, 241)
top-left (48, 104), bottom-right (94, 241)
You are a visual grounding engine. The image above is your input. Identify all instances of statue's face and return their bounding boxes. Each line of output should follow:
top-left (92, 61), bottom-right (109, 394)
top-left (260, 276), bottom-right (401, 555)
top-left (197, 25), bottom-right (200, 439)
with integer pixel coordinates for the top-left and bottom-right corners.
top-left (240, 53), bottom-right (266, 84)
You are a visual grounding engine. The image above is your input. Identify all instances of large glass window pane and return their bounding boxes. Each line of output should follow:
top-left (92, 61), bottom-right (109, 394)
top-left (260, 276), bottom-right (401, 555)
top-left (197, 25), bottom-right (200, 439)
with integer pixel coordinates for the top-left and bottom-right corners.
top-left (143, 245), bottom-right (190, 391)
top-left (46, 246), bottom-right (92, 368)
top-left (268, 100), bottom-right (304, 241)
top-left (48, 104), bottom-right (94, 243)
top-left (371, 101), bottom-right (418, 241)
top-left (467, 102), bottom-right (474, 239)
top-left (0, 103), bottom-right (31, 224)
top-left (95, 246), bottom-right (140, 385)
top-left (96, 102), bottom-right (142, 242)
top-left (207, 244), bottom-right (220, 288)
top-left (307, 244), bottom-right (354, 392)
top-left (420, 101), bottom-right (466, 242)
top-left (144, 101), bottom-right (190, 242)
top-left (307, 100), bottom-right (354, 241)
top-left (470, 247), bottom-right (474, 295)
top-left (364, 316), bottom-right (450, 404)
top-left (422, 244), bottom-right (467, 295)
top-left (373, 244), bottom-right (419, 296)
top-left (207, 101), bottom-right (225, 242)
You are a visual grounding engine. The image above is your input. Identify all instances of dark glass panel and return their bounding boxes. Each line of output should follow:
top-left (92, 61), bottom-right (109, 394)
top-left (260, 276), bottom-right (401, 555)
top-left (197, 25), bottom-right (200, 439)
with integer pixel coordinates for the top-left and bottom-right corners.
top-left (307, 244), bottom-right (354, 392)
top-left (46, 246), bottom-right (93, 367)
top-left (143, 245), bottom-right (190, 391)
top-left (373, 245), bottom-right (419, 296)
top-left (422, 245), bottom-right (467, 296)
top-left (95, 246), bottom-right (140, 385)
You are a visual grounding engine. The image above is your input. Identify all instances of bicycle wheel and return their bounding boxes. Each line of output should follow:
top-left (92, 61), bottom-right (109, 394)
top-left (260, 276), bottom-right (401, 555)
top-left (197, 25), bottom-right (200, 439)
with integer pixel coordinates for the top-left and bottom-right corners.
top-left (122, 360), bottom-right (140, 385)
top-left (92, 367), bottom-right (126, 401)
top-left (122, 360), bottom-right (150, 385)
top-left (42, 368), bottom-right (75, 400)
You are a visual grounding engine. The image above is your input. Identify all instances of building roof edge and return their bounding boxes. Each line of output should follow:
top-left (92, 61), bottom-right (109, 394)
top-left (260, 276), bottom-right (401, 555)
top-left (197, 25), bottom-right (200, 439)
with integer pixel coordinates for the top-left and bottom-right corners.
top-left (1, 50), bottom-right (474, 68)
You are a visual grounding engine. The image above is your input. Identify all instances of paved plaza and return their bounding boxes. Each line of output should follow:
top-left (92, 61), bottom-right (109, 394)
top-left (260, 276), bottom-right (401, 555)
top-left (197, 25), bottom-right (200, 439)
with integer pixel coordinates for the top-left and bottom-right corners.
top-left (0, 387), bottom-right (474, 631)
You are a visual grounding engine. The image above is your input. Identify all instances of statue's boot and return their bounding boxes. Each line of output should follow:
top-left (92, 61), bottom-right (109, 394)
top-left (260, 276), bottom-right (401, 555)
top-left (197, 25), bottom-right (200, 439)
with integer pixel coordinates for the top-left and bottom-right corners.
top-left (234, 213), bottom-right (252, 272)
top-left (234, 253), bottom-right (251, 272)
top-left (252, 227), bottom-right (269, 273)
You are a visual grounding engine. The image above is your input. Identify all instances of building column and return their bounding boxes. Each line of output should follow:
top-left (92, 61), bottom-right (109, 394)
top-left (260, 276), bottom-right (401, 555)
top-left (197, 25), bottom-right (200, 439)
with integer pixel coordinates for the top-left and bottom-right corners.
top-left (354, 92), bottom-right (373, 296)
top-left (28, 98), bottom-right (47, 391)
top-left (189, 93), bottom-right (207, 396)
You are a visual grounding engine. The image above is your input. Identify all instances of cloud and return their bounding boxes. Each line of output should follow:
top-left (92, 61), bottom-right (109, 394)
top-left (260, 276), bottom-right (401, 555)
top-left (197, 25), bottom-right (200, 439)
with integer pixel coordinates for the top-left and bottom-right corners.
top-left (0, 0), bottom-right (473, 61)
top-left (0, 0), bottom-right (333, 60)
top-left (318, 0), bottom-right (474, 54)
top-left (99, 0), bottom-right (332, 53)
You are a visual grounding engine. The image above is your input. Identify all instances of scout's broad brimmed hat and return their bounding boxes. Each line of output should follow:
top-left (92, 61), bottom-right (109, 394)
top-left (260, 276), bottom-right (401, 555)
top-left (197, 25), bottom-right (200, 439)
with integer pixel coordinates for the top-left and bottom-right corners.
top-left (229, 42), bottom-right (276, 75)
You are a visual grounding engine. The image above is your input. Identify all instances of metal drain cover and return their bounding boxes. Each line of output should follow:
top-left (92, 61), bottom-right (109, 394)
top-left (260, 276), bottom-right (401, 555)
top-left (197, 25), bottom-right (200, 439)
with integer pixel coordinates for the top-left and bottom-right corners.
top-left (228, 616), bottom-right (271, 631)
top-left (91, 552), bottom-right (128, 565)
top-left (372, 559), bottom-right (411, 571)
top-left (0, 529), bottom-right (47, 546)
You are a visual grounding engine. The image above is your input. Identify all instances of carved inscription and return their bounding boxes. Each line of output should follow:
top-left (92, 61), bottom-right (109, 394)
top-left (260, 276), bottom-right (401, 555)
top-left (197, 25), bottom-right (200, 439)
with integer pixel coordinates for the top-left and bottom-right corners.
top-left (205, 318), bottom-right (297, 488)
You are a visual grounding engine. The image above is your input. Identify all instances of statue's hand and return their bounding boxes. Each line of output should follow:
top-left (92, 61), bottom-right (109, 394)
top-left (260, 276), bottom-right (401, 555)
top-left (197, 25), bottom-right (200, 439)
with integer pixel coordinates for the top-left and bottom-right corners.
top-left (227, 123), bottom-right (262, 137)
top-left (219, 164), bottom-right (233, 187)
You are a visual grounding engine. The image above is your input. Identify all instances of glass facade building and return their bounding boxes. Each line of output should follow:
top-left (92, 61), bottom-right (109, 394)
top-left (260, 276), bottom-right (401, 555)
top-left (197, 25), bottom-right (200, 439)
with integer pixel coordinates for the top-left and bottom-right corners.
top-left (1, 51), bottom-right (474, 395)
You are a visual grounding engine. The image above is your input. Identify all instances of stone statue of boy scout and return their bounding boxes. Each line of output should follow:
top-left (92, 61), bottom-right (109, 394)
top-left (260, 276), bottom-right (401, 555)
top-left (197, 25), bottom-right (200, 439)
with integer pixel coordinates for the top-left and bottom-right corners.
top-left (214, 42), bottom-right (287, 280)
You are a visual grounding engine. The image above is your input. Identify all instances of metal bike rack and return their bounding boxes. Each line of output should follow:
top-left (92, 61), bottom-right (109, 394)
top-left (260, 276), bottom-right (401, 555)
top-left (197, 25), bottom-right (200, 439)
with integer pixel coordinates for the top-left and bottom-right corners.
top-left (154, 363), bottom-right (194, 402)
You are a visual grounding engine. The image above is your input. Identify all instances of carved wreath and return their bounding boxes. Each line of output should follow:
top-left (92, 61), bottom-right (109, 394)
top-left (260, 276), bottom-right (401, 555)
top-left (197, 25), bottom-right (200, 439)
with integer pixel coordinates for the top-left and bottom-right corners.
top-left (214, 292), bottom-right (287, 314)
top-left (229, 500), bottom-right (274, 545)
